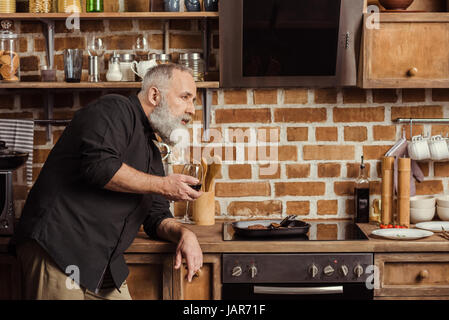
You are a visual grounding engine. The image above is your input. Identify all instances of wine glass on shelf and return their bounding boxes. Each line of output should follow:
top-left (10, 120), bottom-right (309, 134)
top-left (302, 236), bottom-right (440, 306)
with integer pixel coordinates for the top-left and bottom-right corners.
top-left (181, 162), bottom-right (203, 224)
top-left (87, 35), bottom-right (106, 82)
top-left (133, 35), bottom-right (149, 61)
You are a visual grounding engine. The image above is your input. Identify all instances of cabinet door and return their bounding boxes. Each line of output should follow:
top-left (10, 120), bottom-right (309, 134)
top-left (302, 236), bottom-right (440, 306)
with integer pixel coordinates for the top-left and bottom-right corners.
top-left (125, 254), bottom-right (173, 300)
top-left (0, 254), bottom-right (21, 300)
top-left (360, 13), bottom-right (449, 88)
top-left (173, 254), bottom-right (221, 300)
top-left (375, 253), bottom-right (449, 298)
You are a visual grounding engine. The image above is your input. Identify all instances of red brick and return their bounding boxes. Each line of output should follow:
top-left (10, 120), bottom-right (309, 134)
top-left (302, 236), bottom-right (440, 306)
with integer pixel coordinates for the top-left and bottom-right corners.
top-left (287, 127), bottom-right (308, 141)
top-left (344, 126), bottom-right (367, 142)
top-left (401, 124), bottom-right (424, 140)
top-left (343, 88), bottom-right (366, 104)
top-left (228, 201), bottom-right (282, 216)
top-left (170, 20), bottom-right (192, 30)
top-left (284, 89), bottom-right (308, 104)
top-left (80, 20), bottom-right (105, 32)
top-left (138, 20), bottom-right (163, 30)
top-left (55, 37), bottom-right (85, 50)
top-left (103, 35), bottom-right (137, 50)
top-left (286, 201), bottom-right (310, 215)
top-left (391, 106), bottom-right (443, 120)
top-left (347, 163), bottom-right (371, 178)
top-left (0, 112), bottom-right (33, 119)
top-left (223, 90), bottom-right (247, 104)
top-left (215, 108), bottom-right (271, 123)
top-left (315, 127), bottom-right (338, 141)
top-left (431, 125), bottom-right (449, 136)
top-left (363, 145), bottom-right (393, 160)
top-left (274, 108), bottom-right (327, 123)
top-left (286, 164), bottom-right (311, 178)
top-left (32, 167), bottom-right (42, 182)
top-left (275, 182), bottom-right (325, 196)
top-left (34, 38), bottom-right (46, 52)
top-left (33, 148), bottom-right (51, 164)
top-left (20, 22), bottom-right (43, 33)
top-left (334, 181), bottom-right (355, 196)
top-left (317, 200), bottom-right (338, 215)
top-left (370, 180), bottom-right (381, 195)
top-left (373, 125), bottom-right (396, 141)
top-left (333, 107), bottom-right (384, 122)
top-left (228, 164), bottom-right (252, 179)
top-left (434, 162), bottom-right (449, 177)
top-left (432, 89), bottom-right (449, 101)
top-left (21, 56), bottom-right (40, 72)
top-left (254, 89), bottom-right (277, 105)
top-left (314, 88), bottom-right (337, 104)
top-left (415, 180), bottom-right (444, 195)
top-left (34, 130), bottom-right (48, 146)
top-left (275, 146), bottom-right (297, 161)
top-left (303, 145), bottom-right (354, 160)
top-left (418, 162), bottom-right (430, 177)
top-left (402, 89), bottom-right (425, 102)
top-left (318, 163), bottom-right (341, 178)
top-left (373, 89), bottom-right (398, 103)
top-left (108, 19), bottom-right (133, 31)
top-left (170, 34), bottom-right (202, 49)
top-left (258, 164), bottom-right (280, 179)
top-left (0, 95), bottom-right (15, 109)
top-left (215, 182), bottom-right (270, 197)
top-left (346, 199), bottom-right (355, 215)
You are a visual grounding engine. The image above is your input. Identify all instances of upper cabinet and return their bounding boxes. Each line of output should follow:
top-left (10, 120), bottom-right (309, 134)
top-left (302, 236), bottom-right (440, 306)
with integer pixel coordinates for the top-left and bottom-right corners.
top-left (359, 13), bottom-right (449, 88)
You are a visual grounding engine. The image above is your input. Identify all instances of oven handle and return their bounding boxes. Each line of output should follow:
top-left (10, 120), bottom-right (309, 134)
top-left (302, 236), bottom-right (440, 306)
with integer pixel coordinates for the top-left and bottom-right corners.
top-left (253, 285), bottom-right (344, 295)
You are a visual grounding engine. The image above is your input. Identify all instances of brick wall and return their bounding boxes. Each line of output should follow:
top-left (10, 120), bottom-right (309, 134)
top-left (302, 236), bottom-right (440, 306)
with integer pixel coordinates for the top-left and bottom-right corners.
top-left (2, 20), bottom-right (449, 222)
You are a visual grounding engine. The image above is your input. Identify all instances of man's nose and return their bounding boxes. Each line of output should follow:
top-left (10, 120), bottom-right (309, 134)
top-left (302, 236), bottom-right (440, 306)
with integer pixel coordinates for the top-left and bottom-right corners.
top-left (187, 100), bottom-right (196, 115)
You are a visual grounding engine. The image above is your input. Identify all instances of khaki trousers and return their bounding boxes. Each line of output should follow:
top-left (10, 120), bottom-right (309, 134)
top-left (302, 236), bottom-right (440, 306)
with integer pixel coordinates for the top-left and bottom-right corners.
top-left (16, 239), bottom-right (132, 300)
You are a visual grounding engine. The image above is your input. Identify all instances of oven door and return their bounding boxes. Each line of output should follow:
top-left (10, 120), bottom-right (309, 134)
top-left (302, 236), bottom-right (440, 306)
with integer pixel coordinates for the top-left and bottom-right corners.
top-left (222, 283), bottom-right (373, 300)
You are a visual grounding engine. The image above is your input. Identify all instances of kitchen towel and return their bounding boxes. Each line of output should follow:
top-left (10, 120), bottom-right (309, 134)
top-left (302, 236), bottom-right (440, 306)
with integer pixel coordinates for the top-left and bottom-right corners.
top-left (0, 119), bottom-right (34, 186)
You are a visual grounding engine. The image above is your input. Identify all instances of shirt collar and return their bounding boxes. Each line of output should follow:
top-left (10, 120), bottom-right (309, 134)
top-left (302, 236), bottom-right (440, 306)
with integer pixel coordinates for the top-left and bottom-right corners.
top-left (129, 95), bottom-right (157, 141)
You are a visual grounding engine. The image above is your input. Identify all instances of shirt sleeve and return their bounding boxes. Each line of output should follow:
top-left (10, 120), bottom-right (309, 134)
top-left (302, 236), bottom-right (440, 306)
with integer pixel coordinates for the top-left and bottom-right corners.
top-left (142, 194), bottom-right (173, 240)
top-left (78, 95), bottom-right (134, 188)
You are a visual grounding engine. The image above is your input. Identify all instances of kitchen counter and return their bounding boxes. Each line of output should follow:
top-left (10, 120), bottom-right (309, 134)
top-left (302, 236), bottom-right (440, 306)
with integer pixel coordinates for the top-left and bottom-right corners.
top-left (2, 221), bottom-right (449, 254)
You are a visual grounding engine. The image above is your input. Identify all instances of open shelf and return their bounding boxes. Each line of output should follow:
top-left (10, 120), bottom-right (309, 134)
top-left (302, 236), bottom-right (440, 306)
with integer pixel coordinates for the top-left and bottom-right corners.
top-left (0, 12), bottom-right (219, 20)
top-left (0, 81), bottom-right (220, 89)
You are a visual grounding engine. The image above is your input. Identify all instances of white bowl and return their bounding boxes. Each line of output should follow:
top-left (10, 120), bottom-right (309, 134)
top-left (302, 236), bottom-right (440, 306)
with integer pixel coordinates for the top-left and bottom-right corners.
top-left (436, 196), bottom-right (449, 208)
top-left (410, 207), bottom-right (435, 224)
top-left (410, 195), bottom-right (436, 209)
top-left (437, 206), bottom-right (449, 221)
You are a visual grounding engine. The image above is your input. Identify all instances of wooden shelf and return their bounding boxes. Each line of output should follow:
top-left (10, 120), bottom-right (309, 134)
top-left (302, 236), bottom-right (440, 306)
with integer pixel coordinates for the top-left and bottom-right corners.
top-left (0, 81), bottom-right (219, 89)
top-left (0, 12), bottom-right (219, 20)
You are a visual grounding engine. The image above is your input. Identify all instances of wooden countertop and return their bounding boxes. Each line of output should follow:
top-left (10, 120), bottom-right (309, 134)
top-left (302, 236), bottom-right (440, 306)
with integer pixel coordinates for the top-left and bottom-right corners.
top-left (2, 222), bottom-right (449, 255)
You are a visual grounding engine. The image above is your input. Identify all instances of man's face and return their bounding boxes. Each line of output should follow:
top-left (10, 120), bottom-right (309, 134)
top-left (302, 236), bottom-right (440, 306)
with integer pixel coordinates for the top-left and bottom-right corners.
top-left (164, 69), bottom-right (197, 125)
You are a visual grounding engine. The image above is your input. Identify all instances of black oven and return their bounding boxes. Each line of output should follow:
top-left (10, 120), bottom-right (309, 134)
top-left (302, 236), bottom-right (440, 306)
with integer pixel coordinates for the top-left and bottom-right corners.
top-left (219, 0), bottom-right (364, 88)
top-left (222, 253), bottom-right (374, 300)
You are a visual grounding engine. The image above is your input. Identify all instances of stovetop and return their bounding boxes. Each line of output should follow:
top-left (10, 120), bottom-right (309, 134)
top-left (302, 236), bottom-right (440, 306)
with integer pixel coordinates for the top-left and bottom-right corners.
top-left (223, 220), bottom-right (368, 241)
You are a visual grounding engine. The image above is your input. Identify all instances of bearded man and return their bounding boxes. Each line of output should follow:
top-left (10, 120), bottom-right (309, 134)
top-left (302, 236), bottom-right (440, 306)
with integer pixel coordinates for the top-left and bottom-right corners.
top-left (12, 63), bottom-right (203, 300)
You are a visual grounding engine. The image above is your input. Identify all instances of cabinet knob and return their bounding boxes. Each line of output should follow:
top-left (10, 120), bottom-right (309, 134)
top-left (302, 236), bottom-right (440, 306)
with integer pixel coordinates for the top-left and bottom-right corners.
top-left (419, 269), bottom-right (429, 280)
top-left (407, 67), bottom-right (418, 77)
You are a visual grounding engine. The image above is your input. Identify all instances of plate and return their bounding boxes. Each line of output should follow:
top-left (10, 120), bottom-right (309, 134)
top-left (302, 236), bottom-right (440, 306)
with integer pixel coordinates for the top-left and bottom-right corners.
top-left (415, 221), bottom-right (449, 232)
top-left (371, 228), bottom-right (433, 240)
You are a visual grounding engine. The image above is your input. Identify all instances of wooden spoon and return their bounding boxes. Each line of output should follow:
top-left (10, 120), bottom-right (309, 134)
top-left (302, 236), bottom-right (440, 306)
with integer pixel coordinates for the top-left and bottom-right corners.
top-left (205, 155), bottom-right (222, 192)
top-left (201, 157), bottom-right (208, 192)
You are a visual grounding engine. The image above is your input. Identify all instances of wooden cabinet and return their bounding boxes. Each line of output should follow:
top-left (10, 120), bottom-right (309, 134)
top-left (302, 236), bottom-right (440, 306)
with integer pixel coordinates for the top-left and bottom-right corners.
top-left (0, 254), bottom-right (21, 300)
top-left (173, 254), bottom-right (221, 300)
top-left (375, 253), bottom-right (449, 299)
top-left (360, 13), bottom-right (449, 88)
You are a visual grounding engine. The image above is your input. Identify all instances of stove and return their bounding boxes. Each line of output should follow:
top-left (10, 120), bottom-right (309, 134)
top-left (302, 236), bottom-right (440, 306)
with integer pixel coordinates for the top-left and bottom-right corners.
top-left (221, 221), bottom-right (373, 300)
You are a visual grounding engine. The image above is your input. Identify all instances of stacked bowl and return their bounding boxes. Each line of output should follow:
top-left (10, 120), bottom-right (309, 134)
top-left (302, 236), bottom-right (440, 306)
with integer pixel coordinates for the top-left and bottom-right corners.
top-left (410, 195), bottom-right (436, 224)
top-left (436, 196), bottom-right (449, 221)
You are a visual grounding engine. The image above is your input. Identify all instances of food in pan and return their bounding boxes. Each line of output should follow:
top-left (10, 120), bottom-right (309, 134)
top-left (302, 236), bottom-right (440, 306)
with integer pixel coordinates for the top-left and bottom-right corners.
top-left (247, 224), bottom-right (267, 230)
top-left (246, 222), bottom-right (293, 230)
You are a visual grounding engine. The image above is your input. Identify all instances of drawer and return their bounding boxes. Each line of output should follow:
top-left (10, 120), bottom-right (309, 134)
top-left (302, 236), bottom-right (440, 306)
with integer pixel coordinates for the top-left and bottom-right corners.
top-left (375, 253), bottom-right (449, 297)
top-left (360, 13), bottom-right (449, 88)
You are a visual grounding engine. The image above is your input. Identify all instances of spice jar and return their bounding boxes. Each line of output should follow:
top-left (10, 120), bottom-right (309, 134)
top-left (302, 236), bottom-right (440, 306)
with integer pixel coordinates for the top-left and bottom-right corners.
top-left (179, 52), bottom-right (204, 81)
top-left (29, 0), bottom-right (53, 12)
top-left (57, 0), bottom-right (81, 12)
top-left (0, 0), bottom-right (16, 13)
top-left (118, 53), bottom-right (135, 81)
top-left (148, 53), bottom-right (172, 64)
top-left (0, 21), bottom-right (19, 83)
top-left (106, 56), bottom-right (122, 82)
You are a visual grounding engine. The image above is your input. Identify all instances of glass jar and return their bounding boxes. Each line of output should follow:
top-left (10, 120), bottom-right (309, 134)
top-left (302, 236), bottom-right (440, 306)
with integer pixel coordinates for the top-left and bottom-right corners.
top-left (57, 0), bottom-right (81, 12)
top-left (29, 0), bottom-right (53, 13)
top-left (179, 52), bottom-right (204, 81)
top-left (118, 53), bottom-right (135, 81)
top-left (0, 22), bottom-right (20, 83)
top-left (0, 0), bottom-right (16, 13)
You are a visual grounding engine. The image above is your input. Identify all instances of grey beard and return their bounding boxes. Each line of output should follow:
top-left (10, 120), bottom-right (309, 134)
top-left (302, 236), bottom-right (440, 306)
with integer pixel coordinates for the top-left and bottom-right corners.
top-left (149, 96), bottom-right (189, 147)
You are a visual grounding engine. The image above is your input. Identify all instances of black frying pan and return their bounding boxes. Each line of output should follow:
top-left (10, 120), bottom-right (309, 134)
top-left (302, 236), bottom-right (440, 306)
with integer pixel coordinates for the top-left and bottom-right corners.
top-left (232, 219), bottom-right (311, 238)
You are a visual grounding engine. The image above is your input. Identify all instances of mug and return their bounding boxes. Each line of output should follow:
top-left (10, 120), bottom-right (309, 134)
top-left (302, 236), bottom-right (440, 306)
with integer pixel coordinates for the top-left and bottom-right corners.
top-left (204, 0), bottom-right (218, 11)
top-left (131, 59), bottom-right (158, 79)
top-left (429, 135), bottom-right (449, 160)
top-left (164, 0), bottom-right (179, 12)
top-left (185, 0), bottom-right (201, 11)
top-left (408, 135), bottom-right (430, 161)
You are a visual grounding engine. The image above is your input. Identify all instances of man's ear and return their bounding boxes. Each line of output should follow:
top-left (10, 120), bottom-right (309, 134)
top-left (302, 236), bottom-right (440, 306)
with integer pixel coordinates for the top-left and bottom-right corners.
top-left (148, 87), bottom-right (161, 106)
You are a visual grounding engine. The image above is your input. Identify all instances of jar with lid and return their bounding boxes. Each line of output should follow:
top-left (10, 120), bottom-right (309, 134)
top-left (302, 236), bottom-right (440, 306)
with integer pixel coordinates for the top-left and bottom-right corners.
top-left (0, 21), bottom-right (20, 82)
top-left (148, 53), bottom-right (172, 65)
top-left (106, 56), bottom-right (122, 82)
top-left (0, 0), bottom-right (16, 13)
top-left (118, 53), bottom-right (135, 81)
top-left (57, 0), bottom-right (81, 12)
top-left (29, 0), bottom-right (53, 12)
top-left (179, 52), bottom-right (204, 81)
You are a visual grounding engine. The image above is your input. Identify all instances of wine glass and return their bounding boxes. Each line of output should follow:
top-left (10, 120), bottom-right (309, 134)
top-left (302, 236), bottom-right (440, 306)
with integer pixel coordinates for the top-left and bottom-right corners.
top-left (133, 35), bottom-right (149, 61)
top-left (181, 162), bottom-right (203, 224)
top-left (87, 35), bottom-right (105, 57)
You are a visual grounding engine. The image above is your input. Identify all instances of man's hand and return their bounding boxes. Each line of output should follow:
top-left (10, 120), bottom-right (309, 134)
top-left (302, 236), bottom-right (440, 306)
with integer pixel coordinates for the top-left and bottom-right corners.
top-left (174, 229), bottom-right (203, 282)
top-left (161, 174), bottom-right (203, 202)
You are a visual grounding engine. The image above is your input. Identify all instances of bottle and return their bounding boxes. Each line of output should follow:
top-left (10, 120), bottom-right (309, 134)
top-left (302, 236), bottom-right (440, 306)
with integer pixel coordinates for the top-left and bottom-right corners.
top-left (86, 0), bottom-right (103, 12)
top-left (355, 155), bottom-right (370, 223)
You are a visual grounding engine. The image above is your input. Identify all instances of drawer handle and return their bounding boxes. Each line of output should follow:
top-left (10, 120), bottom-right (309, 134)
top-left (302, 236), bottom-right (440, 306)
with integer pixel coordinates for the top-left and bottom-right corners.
top-left (407, 67), bottom-right (418, 77)
top-left (419, 269), bottom-right (429, 280)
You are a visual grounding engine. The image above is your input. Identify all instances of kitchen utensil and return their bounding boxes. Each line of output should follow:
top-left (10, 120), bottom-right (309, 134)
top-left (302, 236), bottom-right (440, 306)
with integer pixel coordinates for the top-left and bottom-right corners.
top-left (436, 206), bottom-right (449, 221)
top-left (429, 135), bottom-right (449, 160)
top-left (278, 215), bottom-right (297, 228)
top-left (378, 0), bottom-right (414, 10)
top-left (410, 195), bottom-right (435, 209)
top-left (205, 155), bottom-right (221, 192)
top-left (232, 219), bottom-right (311, 238)
top-left (371, 228), bottom-right (433, 240)
top-left (415, 221), bottom-right (449, 232)
top-left (64, 49), bottom-right (83, 83)
top-left (381, 156), bottom-right (394, 225)
top-left (410, 207), bottom-right (435, 224)
top-left (439, 227), bottom-right (449, 240)
top-left (408, 135), bottom-right (430, 161)
top-left (200, 157), bottom-right (208, 192)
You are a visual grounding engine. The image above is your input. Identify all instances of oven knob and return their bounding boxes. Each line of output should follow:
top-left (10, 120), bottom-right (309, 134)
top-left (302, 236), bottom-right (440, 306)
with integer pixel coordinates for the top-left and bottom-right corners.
top-left (231, 266), bottom-right (242, 277)
top-left (309, 264), bottom-right (319, 278)
top-left (323, 265), bottom-right (334, 276)
top-left (249, 265), bottom-right (258, 279)
top-left (340, 265), bottom-right (349, 277)
top-left (354, 264), bottom-right (364, 278)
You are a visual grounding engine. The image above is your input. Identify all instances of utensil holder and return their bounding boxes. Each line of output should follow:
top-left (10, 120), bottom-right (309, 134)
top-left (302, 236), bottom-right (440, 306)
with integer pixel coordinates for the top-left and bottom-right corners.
top-left (192, 190), bottom-right (215, 226)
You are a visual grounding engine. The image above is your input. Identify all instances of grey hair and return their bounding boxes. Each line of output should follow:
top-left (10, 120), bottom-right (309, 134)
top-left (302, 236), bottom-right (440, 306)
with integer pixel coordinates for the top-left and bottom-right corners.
top-left (140, 63), bottom-right (194, 96)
